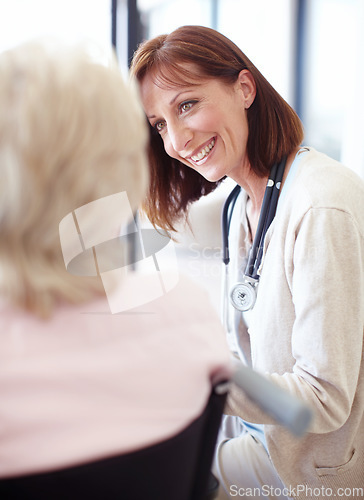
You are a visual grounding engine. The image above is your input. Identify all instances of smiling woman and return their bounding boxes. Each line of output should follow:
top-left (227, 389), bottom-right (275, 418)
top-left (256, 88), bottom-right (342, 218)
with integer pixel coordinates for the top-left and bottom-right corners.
top-left (130, 25), bottom-right (302, 231)
top-left (139, 70), bottom-right (253, 185)
top-left (130, 24), bottom-right (364, 500)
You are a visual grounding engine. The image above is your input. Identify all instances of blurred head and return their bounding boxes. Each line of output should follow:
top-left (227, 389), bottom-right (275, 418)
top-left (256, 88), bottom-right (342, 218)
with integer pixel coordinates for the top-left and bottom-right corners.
top-left (0, 39), bottom-right (149, 317)
top-left (130, 25), bottom-right (303, 230)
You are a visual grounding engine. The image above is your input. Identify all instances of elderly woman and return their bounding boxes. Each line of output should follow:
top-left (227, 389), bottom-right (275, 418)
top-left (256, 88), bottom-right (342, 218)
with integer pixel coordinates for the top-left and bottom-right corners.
top-left (131, 25), bottom-right (364, 500)
top-left (0, 39), bottom-right (231, 499)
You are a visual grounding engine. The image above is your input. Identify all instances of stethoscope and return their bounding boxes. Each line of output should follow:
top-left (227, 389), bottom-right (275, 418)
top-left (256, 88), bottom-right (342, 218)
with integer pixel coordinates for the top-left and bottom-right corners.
top-left (222, 156), bottom-right (287, 312)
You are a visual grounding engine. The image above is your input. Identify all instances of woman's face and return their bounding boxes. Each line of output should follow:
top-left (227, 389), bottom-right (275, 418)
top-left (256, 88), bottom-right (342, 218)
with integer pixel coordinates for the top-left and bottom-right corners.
top-left (139, 66), bottom-right (255, 184)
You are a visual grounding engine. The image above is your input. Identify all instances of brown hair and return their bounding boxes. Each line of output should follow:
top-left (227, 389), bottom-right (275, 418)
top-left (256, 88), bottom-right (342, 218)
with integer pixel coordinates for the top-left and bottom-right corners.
top-left (131, 25), bottom-right (304, 231)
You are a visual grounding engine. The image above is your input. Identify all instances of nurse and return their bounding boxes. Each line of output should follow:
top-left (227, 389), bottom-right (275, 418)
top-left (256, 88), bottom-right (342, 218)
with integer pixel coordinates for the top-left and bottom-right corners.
top-left (131, 25), bottom-right (364, 499)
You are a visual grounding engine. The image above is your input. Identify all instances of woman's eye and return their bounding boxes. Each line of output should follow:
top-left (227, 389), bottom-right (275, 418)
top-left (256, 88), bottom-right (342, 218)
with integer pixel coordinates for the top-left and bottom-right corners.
top-left (154, 120), bottom-right (166, 133)
top-left (179, 101), bottom-right (196, 113)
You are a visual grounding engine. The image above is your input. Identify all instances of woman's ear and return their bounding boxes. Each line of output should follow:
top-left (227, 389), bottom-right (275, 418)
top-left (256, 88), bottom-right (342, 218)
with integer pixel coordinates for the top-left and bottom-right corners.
top-left (237, 69), bottom-right (256, 109)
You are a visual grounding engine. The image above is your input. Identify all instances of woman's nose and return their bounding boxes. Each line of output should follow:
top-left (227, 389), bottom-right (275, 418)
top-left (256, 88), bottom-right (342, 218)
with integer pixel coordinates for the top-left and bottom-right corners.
top-left (166, 121), bottom-right (192, 155)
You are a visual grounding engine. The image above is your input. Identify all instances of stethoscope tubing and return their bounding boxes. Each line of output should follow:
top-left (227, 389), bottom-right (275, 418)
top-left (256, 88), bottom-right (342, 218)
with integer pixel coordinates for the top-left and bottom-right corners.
top-left (222, 157), bottom-right (286, 311)
top-left (245, 162), bottom-right (278, 279)
top-left (250, 157), bottom-right (286, 279)
top-left (221, 184), bottom-right (241, 266)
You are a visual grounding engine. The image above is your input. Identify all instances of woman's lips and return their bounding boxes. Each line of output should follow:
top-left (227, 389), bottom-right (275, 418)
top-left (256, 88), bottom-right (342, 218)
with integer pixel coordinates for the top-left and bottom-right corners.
top-left (190, 138), bottom-right (216, 163)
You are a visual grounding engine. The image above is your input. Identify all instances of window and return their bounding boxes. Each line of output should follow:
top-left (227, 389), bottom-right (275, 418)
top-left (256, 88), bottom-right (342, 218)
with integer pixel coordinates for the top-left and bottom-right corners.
top-left (138, 0), bottom-right (214, 39)
top-left (0, 0), bottom-right (111, 53)
top-left (302, 0), bottom-right (360, 163)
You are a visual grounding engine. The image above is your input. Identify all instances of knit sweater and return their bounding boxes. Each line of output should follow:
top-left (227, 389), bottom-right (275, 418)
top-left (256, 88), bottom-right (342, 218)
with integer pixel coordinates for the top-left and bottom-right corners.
top-left (225, 148), bottom-right (364, 499)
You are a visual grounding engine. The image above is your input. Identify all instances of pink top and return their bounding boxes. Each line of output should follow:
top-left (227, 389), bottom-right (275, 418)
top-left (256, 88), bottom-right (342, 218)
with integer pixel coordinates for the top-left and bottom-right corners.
top-left (0, 274), bottom-right (231, 478)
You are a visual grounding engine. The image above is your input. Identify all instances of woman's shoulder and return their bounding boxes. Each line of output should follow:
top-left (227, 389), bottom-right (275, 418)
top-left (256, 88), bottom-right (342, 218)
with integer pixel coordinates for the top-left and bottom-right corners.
top-left (289, 147), bottom-right (364, 215)
top-left (0, 273), bottom-right (230, 374)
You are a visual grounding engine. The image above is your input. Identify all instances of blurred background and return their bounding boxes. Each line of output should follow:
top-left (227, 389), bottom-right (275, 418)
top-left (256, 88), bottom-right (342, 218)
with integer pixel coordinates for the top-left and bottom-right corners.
top-left (1, 0), bottom-right (363, 309)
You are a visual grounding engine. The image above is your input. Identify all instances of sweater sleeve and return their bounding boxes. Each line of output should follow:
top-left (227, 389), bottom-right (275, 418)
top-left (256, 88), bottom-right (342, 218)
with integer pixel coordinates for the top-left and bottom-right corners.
top-left (225, 206), bottom-right (364, 433)
top-left (283, 207), bottom-right (363, 432)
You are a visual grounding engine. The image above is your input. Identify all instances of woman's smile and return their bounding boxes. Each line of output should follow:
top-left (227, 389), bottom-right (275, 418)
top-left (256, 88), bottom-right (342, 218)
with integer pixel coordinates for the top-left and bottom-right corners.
top-left (189, 137), bottom-right (216, 164)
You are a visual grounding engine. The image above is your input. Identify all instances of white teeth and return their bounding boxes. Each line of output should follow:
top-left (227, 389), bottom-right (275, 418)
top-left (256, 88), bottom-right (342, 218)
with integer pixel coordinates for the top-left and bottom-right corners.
top-left (191, 139), bottom-right (215, 162)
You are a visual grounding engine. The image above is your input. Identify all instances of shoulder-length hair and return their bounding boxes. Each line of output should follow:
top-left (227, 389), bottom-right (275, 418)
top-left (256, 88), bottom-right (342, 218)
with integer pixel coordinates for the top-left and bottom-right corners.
top-left (130, 25), bottom-right (304, 231)
top-left (0, 40), bottom-right (149, 318)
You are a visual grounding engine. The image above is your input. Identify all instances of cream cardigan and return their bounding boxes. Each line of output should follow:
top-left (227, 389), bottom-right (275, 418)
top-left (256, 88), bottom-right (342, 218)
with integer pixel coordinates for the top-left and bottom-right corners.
top-left (225, 148), bottom-right (364, 499)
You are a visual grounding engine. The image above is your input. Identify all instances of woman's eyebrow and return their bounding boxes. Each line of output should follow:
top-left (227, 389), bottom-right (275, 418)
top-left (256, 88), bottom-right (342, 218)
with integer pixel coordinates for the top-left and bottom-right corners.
top-left (147, 89), bottom-right (196, 119)
top-left (169, 89), bottom-right (195, 106)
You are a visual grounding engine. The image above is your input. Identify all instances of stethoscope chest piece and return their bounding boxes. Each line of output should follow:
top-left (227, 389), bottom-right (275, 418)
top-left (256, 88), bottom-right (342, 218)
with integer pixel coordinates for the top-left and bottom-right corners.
top-left (230, 280), bottom-right (257, 312)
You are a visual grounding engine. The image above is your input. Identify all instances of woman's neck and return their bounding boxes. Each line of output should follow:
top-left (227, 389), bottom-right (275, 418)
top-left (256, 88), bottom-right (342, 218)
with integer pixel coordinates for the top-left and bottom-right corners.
top-left (234, 170), bottom-right (268, 241)
top-left (238, 148), bottom-right (300, 240)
